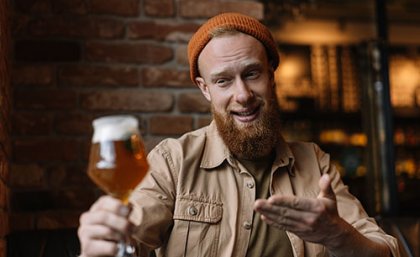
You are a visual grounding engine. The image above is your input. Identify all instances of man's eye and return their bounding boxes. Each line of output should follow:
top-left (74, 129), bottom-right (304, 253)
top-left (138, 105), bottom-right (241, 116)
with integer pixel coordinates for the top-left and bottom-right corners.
top-left (245, 70), bottom-right (260, 79)
top-left (215, 78), bottom-right (229, 86)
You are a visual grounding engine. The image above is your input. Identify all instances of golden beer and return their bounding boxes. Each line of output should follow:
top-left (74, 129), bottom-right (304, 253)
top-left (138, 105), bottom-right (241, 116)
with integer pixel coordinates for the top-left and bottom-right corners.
top-left (87, 115), bottom-right (149, 203)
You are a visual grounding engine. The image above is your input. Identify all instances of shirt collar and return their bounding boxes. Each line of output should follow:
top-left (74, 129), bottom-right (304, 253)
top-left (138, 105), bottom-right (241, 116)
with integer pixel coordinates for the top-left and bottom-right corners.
top-left (200, 121), bottom-right (231, 169)
top-left (272, 136), bottom-right (296, 176)
top-left (200, 121), bottom-right (296, 176)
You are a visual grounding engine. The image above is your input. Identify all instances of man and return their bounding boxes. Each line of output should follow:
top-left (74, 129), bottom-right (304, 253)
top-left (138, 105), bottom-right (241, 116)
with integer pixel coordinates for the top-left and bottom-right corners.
top-left (78, 12), bottom-right (400, 257)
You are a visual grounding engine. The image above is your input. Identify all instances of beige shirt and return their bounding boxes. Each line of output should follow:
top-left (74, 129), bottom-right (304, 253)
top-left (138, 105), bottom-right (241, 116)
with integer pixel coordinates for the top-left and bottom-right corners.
top-left (130, 122), bottom-right (400, 257)
top-left (239, 157), bottom-right (294, 257)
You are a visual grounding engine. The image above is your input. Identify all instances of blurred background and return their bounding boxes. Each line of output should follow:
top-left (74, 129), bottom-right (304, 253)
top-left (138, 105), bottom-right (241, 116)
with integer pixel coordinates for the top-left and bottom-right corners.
top-left (0, 0), bottom-right (419, 256)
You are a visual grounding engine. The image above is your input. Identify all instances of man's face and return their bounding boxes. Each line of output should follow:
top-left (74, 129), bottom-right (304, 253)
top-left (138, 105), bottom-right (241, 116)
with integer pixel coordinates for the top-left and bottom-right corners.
top-left (195, 32), bottom-right (281, 159)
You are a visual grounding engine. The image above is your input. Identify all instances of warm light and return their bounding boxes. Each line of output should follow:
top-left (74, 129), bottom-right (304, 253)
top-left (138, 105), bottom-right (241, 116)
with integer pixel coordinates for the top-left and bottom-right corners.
top-left (389, 58), bottom-right (420, 107)
top-left (273, 19), bottom-right (376, 45)
top-left (277, 56), bottom-right (304, 82)
top-left (393, 62), bottom-right (419, 86)
top-left (275, 50), bottom-right (309, 84)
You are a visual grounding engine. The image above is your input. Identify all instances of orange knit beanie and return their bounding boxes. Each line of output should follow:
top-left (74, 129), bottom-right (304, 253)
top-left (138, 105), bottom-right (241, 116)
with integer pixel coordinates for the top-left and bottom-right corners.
top-left (187, 12), bottom-right (279, 84)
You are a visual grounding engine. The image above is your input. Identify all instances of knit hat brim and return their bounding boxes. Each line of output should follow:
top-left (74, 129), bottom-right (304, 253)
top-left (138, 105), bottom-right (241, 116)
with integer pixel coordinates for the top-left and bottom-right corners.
top-left (187, 12), bottom-right (279, 84)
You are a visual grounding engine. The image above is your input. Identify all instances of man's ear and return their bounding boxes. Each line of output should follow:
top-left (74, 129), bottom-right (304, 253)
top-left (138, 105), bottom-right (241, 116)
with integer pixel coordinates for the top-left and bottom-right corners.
top-left (195, 77), bottom-right (211, 101)
top-left (269, 68), bottom-right (276, 88)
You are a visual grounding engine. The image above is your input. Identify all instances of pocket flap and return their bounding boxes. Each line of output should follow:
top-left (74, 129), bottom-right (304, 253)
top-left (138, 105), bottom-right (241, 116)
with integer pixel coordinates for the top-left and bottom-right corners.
top-left (173, 195), bottom-right (223, 224)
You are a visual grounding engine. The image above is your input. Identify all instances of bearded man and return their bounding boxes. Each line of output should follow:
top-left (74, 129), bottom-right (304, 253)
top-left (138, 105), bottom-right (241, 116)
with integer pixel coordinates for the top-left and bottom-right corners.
top-left (78, 12), bottom-right (400, 257)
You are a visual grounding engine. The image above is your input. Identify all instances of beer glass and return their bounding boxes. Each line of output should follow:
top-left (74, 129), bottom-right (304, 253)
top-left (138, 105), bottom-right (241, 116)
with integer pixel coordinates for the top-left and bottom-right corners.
top-left (87, 115), bottom-right (149, 257)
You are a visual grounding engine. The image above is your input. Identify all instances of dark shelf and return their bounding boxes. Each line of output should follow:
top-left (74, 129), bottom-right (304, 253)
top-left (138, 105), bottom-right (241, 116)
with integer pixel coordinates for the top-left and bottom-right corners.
top-left (281, 110), bottom-right (361, 122)
top-left (393, 107), bottom-right (420, 122)
top-left (281, 108), bottom-right (420, 122)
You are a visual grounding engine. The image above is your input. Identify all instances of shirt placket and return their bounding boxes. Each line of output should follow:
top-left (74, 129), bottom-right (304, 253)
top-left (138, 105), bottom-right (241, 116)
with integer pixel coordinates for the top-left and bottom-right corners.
top-left (231, 159), bottom-right (256, 257)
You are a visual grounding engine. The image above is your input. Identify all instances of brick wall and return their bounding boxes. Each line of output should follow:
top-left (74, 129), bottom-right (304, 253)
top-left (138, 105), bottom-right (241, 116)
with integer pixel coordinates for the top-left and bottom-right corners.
top-left (10, 0), bottom-right (264, 233)
top-left (0, 0), bottom-right (11, 255)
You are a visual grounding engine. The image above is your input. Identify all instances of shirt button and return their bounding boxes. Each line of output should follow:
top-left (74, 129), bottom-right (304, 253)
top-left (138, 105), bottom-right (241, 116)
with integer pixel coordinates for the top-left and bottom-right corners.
top-left (246, 181), bottom-right (255, 189)
top-left (243, 221), bottom-right (252, 230)
top-left (188, 206), bottom-right (198, 216)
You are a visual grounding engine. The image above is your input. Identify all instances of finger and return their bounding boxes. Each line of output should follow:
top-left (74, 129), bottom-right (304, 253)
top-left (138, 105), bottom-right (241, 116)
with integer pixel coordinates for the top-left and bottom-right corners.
top-left (255, 199), bottom-right (309, 220)
top-left (90, 196), bottom-right (131, 218)
top-left (80, 209), bottom-right (134, 234)
top-left (80, 206), bottom-right (134, 234)
top-left (263, 195), bottom-right (319, 212)
top-left (257, 202), bottom-right (317, 226)
top-left (79, 223), bottom-right (124, 242)
top-left (260, 213), bottom-right (311, 233)
top-left (317, 174), bottom-right (335, 200)
top-left (80, 238), bottom-right (119, 257)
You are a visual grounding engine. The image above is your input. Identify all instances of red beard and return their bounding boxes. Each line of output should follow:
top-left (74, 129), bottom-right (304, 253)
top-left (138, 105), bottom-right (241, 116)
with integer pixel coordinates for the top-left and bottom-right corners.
top-left (213, 95), bottom-right (281, 160)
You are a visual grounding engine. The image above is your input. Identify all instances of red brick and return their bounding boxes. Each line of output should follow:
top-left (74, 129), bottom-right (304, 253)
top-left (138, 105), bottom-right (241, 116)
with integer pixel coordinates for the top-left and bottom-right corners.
top-left (11, 190), bottom-right (53, 211)
top-left (9, 164), bottom-right (45, 188)
top-left (36, 210), bottom-right (81, 229)
top-left (11, 13), bottom-right (31, 36)
top-left (0, 114), bottom-right (9, 145)
top-left (52, 189), bottom-right (98, 210)
top-left (1, 127), bottom-right (11, 149)
top-left (81, 90), bottom-right (174, 112)
top-left (2, 143), bottom-right (11, 166)
top-left (0, 212), bottom-right (9, 237)
top-left (179, 0), bottom-right (264, 19)
top-left (144, 0), bottom-right (174, 17)
top-left (0, 149), bottom-right (8, 181)
top-left (14, 0), bottom-right (52, 14)
top-left (9, 212), bottom-right (35, 231)
top-left (1, 89), bottom-right (10, 116)
top-left (0, 180), bottom-right (9, 209)
top-left (59, 65), bottom-right (139, 87)
top-left (144, 136), bottom-right (164, 152)
top-left (13, 112), bottom-right (53, 135)
top-left (142, 67), bottom-right (194, 88)
top-left (0, 50), bottom-right (11, 119)
top-left (176, 45), bottom-right (189, 66)
top-left (52, 0), bottom-right (87, 14)
top-left (54, 112), bottom-right (94, 135)
top-left (15, 40), bottom-right (82, 62)
top-left (13, 138), bottom-right (82, 162)
top-left (0, 143), bottom-right (11, 161)
top-left (0, 239), bottom-right (5, 257)
top-left (85, 41), bottom-right (173, 64)
top-left (178, 92), bottom-right (210, 113)
top-left (12, 64), bottom-right (54, 86)
top-left (127, 21), bottom-right (198, 41)
top-left (46, 164), bottom-right (93, 188)
top-left (0, 110), bottom-right (10, 136)
top-left (82, 140), bottom-right (91, 161)
top-left (14, 89), bottom-right (77, 110)
top-left (0, 146), bottom-right (10, 181)
top-left (90, 0), bottom-right (139, 16)
top-left (28, 17), bottom-right (124, 39)
top-left (149, 115), bottom-right (193, 135)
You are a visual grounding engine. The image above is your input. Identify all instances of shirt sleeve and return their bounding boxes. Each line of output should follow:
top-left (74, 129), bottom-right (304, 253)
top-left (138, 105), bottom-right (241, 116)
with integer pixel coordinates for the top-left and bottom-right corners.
top-left (128, 139), bottom-right (179, 255)
top-left (314, 143), bottom-right (401, 257)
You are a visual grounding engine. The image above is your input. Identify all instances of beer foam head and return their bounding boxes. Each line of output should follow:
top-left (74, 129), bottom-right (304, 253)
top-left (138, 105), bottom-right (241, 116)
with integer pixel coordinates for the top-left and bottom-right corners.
top-left (92, 115), bottom-right (140, 143)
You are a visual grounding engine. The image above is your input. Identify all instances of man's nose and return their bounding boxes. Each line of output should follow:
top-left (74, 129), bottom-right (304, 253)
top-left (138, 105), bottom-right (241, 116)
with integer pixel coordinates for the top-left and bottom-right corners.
top-left (234, 79), bottom-right (254, 105)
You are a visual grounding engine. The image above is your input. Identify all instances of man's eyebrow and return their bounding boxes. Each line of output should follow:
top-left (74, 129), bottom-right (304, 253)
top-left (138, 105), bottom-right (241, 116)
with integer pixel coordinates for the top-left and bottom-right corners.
top-left (210, 62), bottom-right (262, 77)
top-left (210, 70), bottom-right (230, 78)
top-left (243, 62), bottom-right (263, 71)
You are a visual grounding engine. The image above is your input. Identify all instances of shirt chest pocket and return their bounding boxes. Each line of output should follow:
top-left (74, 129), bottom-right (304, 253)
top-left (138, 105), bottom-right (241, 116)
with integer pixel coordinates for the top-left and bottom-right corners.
top-left (167, 196), bottom-right (223, 257)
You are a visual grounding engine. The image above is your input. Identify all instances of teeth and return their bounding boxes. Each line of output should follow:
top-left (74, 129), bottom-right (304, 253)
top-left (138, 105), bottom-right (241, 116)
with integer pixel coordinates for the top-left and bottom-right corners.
top-left (236, 108), bottom-right (257, 116)
top-left (239, 111), bottom-right (253, 116)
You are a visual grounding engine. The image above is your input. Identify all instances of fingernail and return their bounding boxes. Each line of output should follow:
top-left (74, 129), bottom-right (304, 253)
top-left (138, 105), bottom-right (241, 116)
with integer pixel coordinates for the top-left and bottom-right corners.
top-left (119, 205), bottom-right (130, 217)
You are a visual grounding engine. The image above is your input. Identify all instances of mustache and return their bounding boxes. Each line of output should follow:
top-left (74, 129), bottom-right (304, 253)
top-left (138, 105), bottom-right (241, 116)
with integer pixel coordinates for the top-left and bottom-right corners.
top-left (212, 95), bottom-right (281, 160)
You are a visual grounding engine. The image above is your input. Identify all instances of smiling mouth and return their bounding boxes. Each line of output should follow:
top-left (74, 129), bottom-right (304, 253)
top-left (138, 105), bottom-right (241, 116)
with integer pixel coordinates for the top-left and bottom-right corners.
top-left (231, 105), bottom-right (261, 123)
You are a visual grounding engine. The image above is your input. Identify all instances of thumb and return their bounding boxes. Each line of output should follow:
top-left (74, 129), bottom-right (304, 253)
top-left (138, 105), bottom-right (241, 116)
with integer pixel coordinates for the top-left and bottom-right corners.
top-left (317, 174), bottom-right (335, 200)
